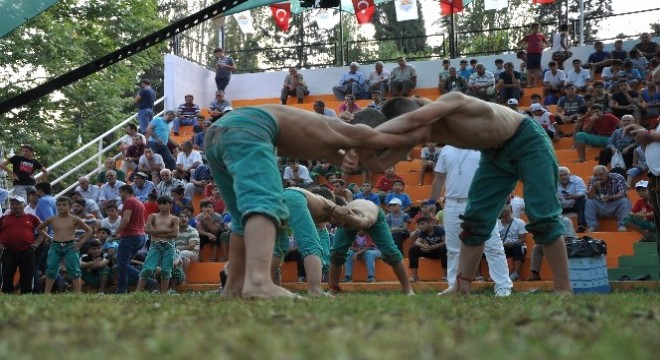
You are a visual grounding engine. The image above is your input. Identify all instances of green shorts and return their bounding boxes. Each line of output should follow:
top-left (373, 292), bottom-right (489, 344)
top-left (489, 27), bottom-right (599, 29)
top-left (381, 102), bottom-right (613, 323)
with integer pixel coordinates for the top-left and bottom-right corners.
top-left (46, 241), bottom-right (81, 279)
top-left (330, 209), bottom-right (403, 266)
top-left (205, 107), bottom-right (289, 236)
top-left (273, 189), bottom-right (324, 261)
top-left (462, 118), bottom-right (564, 246)
top-left (140, 241), bottom-right (175, 280)
top-left (623, 215), bottom-right (655, 232)
top-left (317, 227), bottom-right (330, 273)
top-left (81, 266), bottom-right (111, 288)
top-left (574, 132), bottom-right (609, 147)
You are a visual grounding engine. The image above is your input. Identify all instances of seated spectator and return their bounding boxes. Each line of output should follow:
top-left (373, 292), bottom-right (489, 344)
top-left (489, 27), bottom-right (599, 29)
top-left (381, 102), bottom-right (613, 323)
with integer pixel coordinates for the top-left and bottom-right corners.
top-left (556, 84), bottom-right (585, 124)
top-left (584, 41), bottom-right (611, 78)
top-left (385, 198), bottom-right (411, 253)
top-left (574, 104), bottom-right (620, 162)
top-left (172, 94), bottom-right (200, 136)
top-left (119, 124), bottom-right (146, 162)
top-left (196, 200), bottom-right (225, 262)
top-left (205, 184), bottom-right (226, 214)
top-left (332, 62), bottom-right (366, 100)
top-left (529, 93), bottom-right (542, 106)
top-left (122, 134), bottom-right (146, 176)
top-left (353, 181), bottom-right (380, 206)
top-left (74, 176), bottom-right (99, 203)
top-left (437, 59), bottom-right (451, 93)
top-left (138, 147), bottom-right (165, 183)
top-left (629, 49), bottom-right (650, 80)
top-left (467, 63), bottom-right (496, 101)
top-left (70, 191), bottom-right (102, 219)
top-left (100, 203), bottom-right (121, 235)
top-left (366, 61), bottom-right (390, 97)
top-left (442, 67), bottom-right (468, 94)
top-left (609, 39), bottom-right (627, 62)
top-left (496, 62), bottom-right (522, 104)
top-left (565, 59), bottom-right (591, 91)
top-left (338, 94), bottom-right (360, 122)
top-left (313, 100), bottom-right (337, 117)
top-left (390, 56), bottom-right (417, 97)
top-left (311, 160), bottom-right (340, 181)
top-left (155, 169), bottom-right (185, 198)
top-left (621, 60), bottom-right (642, 88)
top-left (383, 180), bottom-right (412, 213)
top-left (635, 81), bottom-right (660, 127)
top-left (623, 180), bottom-right (655, 235)
top-left (419, 143), bottom-right (440, 185)
top-left (171, 187), bottom-right (191, 215)
top-left (98, 170), bottom-right (125, 209)
top-left (634, 32), bottom-right (660, 61)
top-left (131, 171), bottom-right (155, 202)
top-left (543, 61), bottom-right (566, 104)
top-left (343, 231), bottom-right (381, 283)
top-left (175, 141), bottom-right (202, 180)
top-left (530, 103), bottom-right (558, 139)
top-left (282, 235), bottom-right (306, 283)
top-left (280, 67), bottom-right (309, 105)
top-left (585, 165), bottom-right (632, 232)
top-left (193, 120), bottom-right (212, 152)
top-left (597, 115), bottom-right (636, 169)
top-left (209, 90), bottom-right (232, 120)
top-left (492, 58), bottom-right (505, 78)
top-left (332, 179), bottom-right (353, 203)
top-left (282, 159), bottom-right (313, 188)
top-left (591, 81), bottom-right (611, 113)
top-left (469, 58), bottom-right (479, 74)
top-left (457, 59), bottom-right (472, 79)
top-left (97, 158), bottom-right (126, 185)
top-left (497, 203), bottom-right (527, 281)
top-left (184, 163), bottom-right (212, 199)
top-left (375, 166), bottom-right (403, 195)
top-left (610, 79), bottom-right (639, 120)
top-left (652, 51), bottom-right (660, 71)
top-left (557, 166), bottom-right (587, 233)
top-left (413, 199), bottom-right (438, 225)
top-left (627, 144), bottom-right (648, 189)
top-left (408, 216), bottom-right (447, 282)
top-left (601, 59), bottom-right (623, 90)
top-left (367, 90), bottom-right (385, 110)
top-left (80, 240), bottom-right (112, 293)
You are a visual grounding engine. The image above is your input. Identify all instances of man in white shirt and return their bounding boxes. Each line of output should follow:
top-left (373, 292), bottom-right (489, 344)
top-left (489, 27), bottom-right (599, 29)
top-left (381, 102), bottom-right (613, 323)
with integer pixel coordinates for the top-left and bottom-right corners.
top-left (175, 141), bottom-right (203, 180)
top-left (119, 123), bottom-right (146, 154)
top-left (601, 59), bottom-right (623, 90)
top-left (282, 159), bottom-right (313, 188)
top-left (430, 145), bottom-right (513, 297)
top-left (543, 61), bottom-right (566, 100)
top-left (366, 61), bottom-right (390, 97)
top-left (74, 176), bottom-right (100, 202)
top-left (565, 59), bottom-right (592, 91)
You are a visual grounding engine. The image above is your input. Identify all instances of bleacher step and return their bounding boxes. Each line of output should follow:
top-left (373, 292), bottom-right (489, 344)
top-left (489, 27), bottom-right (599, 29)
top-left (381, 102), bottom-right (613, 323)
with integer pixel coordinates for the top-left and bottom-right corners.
top-left (618, 254), bottom-right (660, 267)
top-left (608, 267), bottom-right (660, 281)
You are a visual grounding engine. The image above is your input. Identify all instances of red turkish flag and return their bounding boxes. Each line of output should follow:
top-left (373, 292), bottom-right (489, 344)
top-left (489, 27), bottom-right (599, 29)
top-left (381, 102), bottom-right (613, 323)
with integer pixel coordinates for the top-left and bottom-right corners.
top-left (533, 0), bottom-right (556, 4)
top-left (352, 0), bottom-right (375, 25)
top-left (270, 3), bottom-right (291, 32)
top-left (440, 0), bottom-right (464, 16)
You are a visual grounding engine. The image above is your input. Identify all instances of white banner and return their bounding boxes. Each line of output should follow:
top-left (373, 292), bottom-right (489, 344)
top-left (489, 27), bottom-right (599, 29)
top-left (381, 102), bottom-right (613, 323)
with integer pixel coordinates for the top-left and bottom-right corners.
top-left (233, 11), bottom-right (255, 34)
top-left (484, 0), bottom-right (508, 11)
top-left (394, 0), bottom-right (419, 22)
top-left (315, 8), bottom-right (339, 30)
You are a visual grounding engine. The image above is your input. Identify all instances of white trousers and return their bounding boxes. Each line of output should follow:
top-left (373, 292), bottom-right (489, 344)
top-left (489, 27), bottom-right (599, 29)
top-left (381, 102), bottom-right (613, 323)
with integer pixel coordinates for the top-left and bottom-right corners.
top-left (443, 198), bottom-right (513, 292)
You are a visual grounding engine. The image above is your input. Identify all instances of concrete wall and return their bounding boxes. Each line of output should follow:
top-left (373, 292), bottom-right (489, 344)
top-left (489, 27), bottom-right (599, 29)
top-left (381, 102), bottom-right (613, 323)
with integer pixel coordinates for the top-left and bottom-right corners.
top-left (164, 36), bottom-right (659, 108)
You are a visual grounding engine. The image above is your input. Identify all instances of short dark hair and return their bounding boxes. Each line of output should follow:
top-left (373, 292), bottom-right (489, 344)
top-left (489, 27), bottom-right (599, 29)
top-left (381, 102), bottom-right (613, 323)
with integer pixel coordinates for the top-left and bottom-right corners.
top-left (334, 196), bottom-right (347, 207)
top-left (156, 195), bottom-right (173, 204)
top-left (309, 186), bottom-right (335, 202)
top-left (314, 100), bottom-right (325, 107)
top-left (516, 50), bottom-right (526, 59)
top-left (417, 216), bottom-right (433, 224)
top-left (98, 228), bottom-right (112, 236)
top-left (594, 41), bottom-right (604, 47)
top-left (56, 196), bottom-right (72, 206)
top-left (105, 202), bottom-right (118, 210)
top-left (214, 47), bottom-right (224, 53)
top-left (125, 123), bottom-right (138, 131)
top-left (548, 61), bottom-right (557, 67)
top-left (118, 184), bottom-right (133, 194)
top-left (35, 182), bottom-right (52, 195)
top-left (73, 198), bottom-right (86, 207)
top-left (69, 191), bottom-right (82, 198)
top-left (171, 187), bottom-right (185, 195)
top-left (559, 24), bottom-right (569, 31)
top-left (87, 239), bottom-right (102, 249)
top-left (442, 59), bottom-right (450, 64)
top-left (392, 180), bottom-right (404, 186)
top-left (200, 200), bottom-right (214, 209)
top-left (495, 58), bottom-right (504, 64)
top-left (140, 79), bottom-right (151, 86)
top-left (611, 59), bottom-right (623, 66)
top-left (147, 192), bottom-right (158, 201)
top-left (590, 104), bottom-right (603, 111)
top-left (583, 93), bottom-right (594, 101)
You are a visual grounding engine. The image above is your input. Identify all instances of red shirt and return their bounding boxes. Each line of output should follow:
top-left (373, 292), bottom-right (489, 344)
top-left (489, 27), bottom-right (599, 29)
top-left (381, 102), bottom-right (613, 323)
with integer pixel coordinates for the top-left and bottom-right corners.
top-left (588, 114), bottom-right (620, 137)
top-left (631, 199), bottom-right (654, 221)
top-left (121, 196), bottom-right (145, 236)
top-left (375, 174), bottom-right (404, 192)
top-left (0, 213), bottom-right (41, 251)
top-left (143, 201), bottom-right (159, 222)
top-left (207, 197), bottom-right (226, 214)
top-left (522, 34), bottom-right (547, 54)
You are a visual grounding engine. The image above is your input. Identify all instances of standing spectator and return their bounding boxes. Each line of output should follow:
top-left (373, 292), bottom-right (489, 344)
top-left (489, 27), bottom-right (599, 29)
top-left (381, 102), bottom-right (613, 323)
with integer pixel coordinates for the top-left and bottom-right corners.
top-left (213, 48), bottom-right (236, 91)
top-left (313, 100), bottom-right (337, 117)
top-left (280, 67), bottom-right (309, 105)
top-left (574, 105), bottom-right (620, 163)
top-left (0, 195), bottom-right (42, 294)
top-left (209, 90), bottom-right (232, 120)
top-left (172, 95), bottom-right (200, 136)
top-left (145, 110), bottom-right (177, 171)
top-left (134, 79), bottom-right (156, 133)
top-left (609, 80), bottom-right (639, 121)
top-left (497, 203), bottom-right (528, 281)
top-left (0, 144), bottom-right (47, 200)
top-left (496, 62), bottom-right (522, 104)
top-left (407, 216), bottom-right (447, 282)
top-left (175, 141), bottom-right (202, 180)
top-left (437, 59), bottom-right (451, 93)
top-left (565, 59), bottom-right (591, 91)
top-left (74, 176), bottom-right (99, 203)
top-left (516, 50), bottom-right (528, 86)
top-left (550, 24), bottom-right (572, 70)
top-left (419, 143), bottom-right (440, 186)
top-left (584, 41), bottom-right (611, 78)
top-left (557, 166), bottom-right (587, 233)
top-left (332, 62), bottom-right (366, 100)
top-left (585, 165), bottom-right (632, 232)
top-left (343, 231), bottom-right (381, 283)
top-left (517, 22), bottom-right (550, 87)
top-left (443, 67), bottom-right (468, 94)
top-left (113, 185), bottom-right (146, 293)
top-left (366, 61), bottom-right (390, 96)
top-left (543, 61), bottom-right (566, 103)
top-left (390, 57), bottom-right (417, 97)
top-left (634, 32), bottom-right (660, 61)
top-left (467, 63), bottom-right (496, 101)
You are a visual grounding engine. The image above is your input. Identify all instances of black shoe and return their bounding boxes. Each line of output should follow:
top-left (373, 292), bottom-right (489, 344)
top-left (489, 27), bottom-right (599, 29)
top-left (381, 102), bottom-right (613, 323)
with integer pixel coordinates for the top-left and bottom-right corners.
top-left (577, 226), bottom-right (586, 233)
top-left (297, 98), bottom-right (304, 104)
top-left (619, 275), bottom-right (631, 281)
top-left (633, 274), bottom-right (651, 281)
top-left (173, 132), bottom-right (179, 136)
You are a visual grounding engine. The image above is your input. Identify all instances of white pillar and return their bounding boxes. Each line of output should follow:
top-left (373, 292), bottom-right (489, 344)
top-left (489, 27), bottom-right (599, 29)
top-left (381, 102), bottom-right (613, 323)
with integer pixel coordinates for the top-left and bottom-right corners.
top-left (579, 0), bottom-right (585, 46)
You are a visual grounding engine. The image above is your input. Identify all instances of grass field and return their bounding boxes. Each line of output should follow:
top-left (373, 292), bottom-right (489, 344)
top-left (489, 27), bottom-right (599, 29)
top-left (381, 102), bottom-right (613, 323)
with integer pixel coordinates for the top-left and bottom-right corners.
top-left (1, 289), bottom-right (659, 360)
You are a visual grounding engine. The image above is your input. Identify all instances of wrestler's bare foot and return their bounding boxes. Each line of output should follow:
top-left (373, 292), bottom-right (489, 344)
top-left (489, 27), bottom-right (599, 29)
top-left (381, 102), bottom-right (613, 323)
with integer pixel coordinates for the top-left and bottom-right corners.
top-left (404, 288), bottom-right (416, 296)
top-left (308, 288), bottom-right (334, 297)
top-left (242, 283), bottom-right (301, 300)
top-left (220, 286), bottom-right (242, 299)
top-left (437, 277), bottom-right (472, 296)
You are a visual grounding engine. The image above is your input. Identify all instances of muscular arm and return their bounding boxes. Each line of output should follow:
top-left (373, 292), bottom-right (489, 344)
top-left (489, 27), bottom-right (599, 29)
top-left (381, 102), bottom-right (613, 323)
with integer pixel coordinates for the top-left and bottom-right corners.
top-left (75, 217), bottom-right (93, 246)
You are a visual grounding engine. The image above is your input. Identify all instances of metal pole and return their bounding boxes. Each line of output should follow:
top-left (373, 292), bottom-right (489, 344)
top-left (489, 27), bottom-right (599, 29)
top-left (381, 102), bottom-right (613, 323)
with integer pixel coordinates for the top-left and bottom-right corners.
top-left (579, 0), bottom-right (585, 46)
top-left (339, 6), bottom-right (344, 65)
top-left (450, 6), bottom-right (456, 58)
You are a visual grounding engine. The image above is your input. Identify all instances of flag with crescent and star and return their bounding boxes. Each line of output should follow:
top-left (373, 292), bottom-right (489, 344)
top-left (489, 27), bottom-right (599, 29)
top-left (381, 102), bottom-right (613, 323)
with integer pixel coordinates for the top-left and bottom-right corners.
top-left (394, 0), bottom-right (419, 22)
top-left (352, 0), bottom-right (375, 25)
top-left (270, 3), bottom-right (291, 32)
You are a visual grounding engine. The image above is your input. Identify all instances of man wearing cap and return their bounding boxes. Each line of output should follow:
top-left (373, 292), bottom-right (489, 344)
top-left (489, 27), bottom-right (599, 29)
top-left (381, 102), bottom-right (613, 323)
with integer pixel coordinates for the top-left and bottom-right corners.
top-left (530, 103), bottom-right (559, 139)
top-left (623, 180), bottom-right (655, 235)
top-left (213, 48), bottom-right (237, 91)
top-left (209, 90), bottom-right (232, 120)
top-left (0, 195), bottom-right (42, 294)
top-left (131, 172), bottom-right (156, 202)
top-left (0, 144), bottom-right (48, 200)
top-left (506, 99), bottom-right (522, 113)
top-left (467, 63), bottom-right (496, 101)
top-left (332, 62), bottom-right (366, 100)
top-left (585, 165), bottom-right (632, 232)
top-left (496, 62), bottom-right (522, 104)
top-left (390, 57), bottom-right (417, 97)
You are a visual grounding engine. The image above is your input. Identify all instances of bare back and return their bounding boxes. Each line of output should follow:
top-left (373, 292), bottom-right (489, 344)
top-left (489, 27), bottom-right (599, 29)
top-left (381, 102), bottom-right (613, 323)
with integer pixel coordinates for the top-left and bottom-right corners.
top-left (375, 93), bottom-right (524, 150)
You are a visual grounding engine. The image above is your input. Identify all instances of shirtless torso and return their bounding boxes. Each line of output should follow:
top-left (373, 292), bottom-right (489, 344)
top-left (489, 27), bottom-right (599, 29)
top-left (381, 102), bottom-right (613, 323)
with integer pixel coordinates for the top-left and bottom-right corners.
top-left (50, 215), bottom-right (89, 242)
top-left (146, 213), bottom-right (178, 242)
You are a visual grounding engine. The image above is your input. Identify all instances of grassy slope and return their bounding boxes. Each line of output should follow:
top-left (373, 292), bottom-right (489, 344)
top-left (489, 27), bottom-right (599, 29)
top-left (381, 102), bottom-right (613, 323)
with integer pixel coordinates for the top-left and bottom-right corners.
top-left (1, 290), bottom-right (659, 360)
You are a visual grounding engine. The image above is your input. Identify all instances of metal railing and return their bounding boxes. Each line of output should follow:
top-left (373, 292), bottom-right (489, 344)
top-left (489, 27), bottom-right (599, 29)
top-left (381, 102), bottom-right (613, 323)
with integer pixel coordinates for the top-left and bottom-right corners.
top-left (343, 34), bottom-right (447, 65)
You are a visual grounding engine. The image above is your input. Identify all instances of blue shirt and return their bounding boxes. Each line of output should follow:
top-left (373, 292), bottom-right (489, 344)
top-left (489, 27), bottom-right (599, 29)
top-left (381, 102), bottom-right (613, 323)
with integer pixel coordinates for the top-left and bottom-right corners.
top-left (338, 71), bottom-right (365, 87)
top-left (35, 195), bottom-right (56, 222)
top-left (194, 131), bottom-right (205, 149)
top-left (192, 164), bottom-right (213, 181)
top-left (353, 191), bottom-right (380, 206)
top-left (458, 68), bottom-right (474, 79)
top-left (148, 117), bottom-right (170, 144)
top-left (384, 192), bottom-right (412, 209)
top-left (587, 51), bottom-right (610, 64)
top-left (137, 87), bottom-right (156, 109)
top-left (132, 180), bottom-right (156, 202)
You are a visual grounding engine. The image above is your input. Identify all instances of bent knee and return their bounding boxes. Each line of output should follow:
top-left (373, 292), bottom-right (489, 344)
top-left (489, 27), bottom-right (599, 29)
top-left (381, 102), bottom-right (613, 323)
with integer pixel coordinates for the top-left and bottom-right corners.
top-left (527, 219), bottom-right (564, 245)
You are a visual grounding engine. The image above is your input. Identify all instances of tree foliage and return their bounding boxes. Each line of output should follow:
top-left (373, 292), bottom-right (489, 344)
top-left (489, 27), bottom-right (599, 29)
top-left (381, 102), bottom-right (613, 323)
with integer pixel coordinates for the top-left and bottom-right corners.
top-left (373, 2), bottom-right (427, 57)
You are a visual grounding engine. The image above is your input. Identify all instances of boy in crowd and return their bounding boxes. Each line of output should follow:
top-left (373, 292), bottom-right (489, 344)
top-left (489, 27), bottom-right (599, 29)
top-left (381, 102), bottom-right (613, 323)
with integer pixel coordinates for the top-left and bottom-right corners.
top-left (136, 196), bottom-right (179, 293)
top-left (37, 197), bottom-right (93, 294)
top-left (196, 200), bottom-right (224, 262)
top-left (408, 216), bottom-right (447, 283)
top-left (623, 180), bottom-right (655, 235)
top-left (80, 240), bottom-right (112, 293)
top-left (383, 180), bottom-right (412, 213)
top-left (174, 212), bottom-right (200, 273)
top-left (385, 198), bottom-right (411, 253)
top-left (101, 203), bottom-right (121, 235)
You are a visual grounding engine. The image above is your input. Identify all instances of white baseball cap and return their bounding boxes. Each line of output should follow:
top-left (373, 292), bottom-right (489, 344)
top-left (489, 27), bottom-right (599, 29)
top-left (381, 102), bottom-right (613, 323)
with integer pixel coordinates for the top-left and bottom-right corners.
top-left (507, 98), bottom-right (518, 106)
top-left (530, 103), bottom-right (544, 112)
top-left (635, 180), bottom-right (649, 188)
top-left (388, 198), bottom-right (403, 206)
top-left (8, 195), bottom-right (26, 204)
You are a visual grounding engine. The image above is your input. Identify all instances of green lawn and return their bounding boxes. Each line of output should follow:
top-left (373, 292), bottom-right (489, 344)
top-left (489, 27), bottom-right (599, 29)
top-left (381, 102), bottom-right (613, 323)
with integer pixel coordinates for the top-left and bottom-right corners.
top-left (1, 290), bottom-right (659, 360)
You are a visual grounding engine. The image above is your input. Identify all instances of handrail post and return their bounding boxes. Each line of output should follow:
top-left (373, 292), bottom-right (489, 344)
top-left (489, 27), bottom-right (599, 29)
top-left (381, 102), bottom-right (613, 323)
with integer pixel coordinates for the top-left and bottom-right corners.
top-left (98, 135), bottom-right (104, 170)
